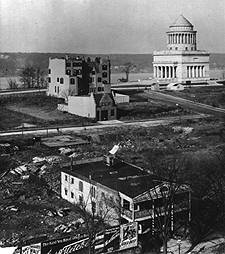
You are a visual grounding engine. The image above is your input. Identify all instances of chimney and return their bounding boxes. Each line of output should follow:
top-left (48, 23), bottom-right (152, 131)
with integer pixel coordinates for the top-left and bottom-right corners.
top-left (105, 154), bottom-right (115, 167)
top-left (104, 83), bottom-right (111, 94)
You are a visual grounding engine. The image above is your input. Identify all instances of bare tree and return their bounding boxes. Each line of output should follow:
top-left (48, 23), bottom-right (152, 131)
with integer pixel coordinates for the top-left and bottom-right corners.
top-left (35, 67), bottom-right (46, 89)
top-left (74, 184), bottom-right (121, 254)
top-left (20, 66), bottom-right (36, 88)
top-left (147, 157), bottom-right (190, 254)
top-left (7, 78), bottom-right (18, 90)
top-left (123, 62), bottom-right (136, 82)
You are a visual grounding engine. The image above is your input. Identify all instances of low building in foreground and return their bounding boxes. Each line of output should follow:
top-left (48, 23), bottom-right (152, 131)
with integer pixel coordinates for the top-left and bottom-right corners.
top-left (61, 154), bottom-right (191, 234)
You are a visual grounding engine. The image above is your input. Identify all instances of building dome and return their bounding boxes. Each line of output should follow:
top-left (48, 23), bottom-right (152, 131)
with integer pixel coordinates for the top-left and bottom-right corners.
top-left (167, 15), bottom-right (197, 51)
top-left (170, 15), bottom-right (193, 28)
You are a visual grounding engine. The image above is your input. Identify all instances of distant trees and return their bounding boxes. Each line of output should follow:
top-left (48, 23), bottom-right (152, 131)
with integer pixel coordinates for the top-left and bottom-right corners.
top-left (7, 78), bottom-right (18, 90)
top-left (20, 66), bottom-right (46, 89)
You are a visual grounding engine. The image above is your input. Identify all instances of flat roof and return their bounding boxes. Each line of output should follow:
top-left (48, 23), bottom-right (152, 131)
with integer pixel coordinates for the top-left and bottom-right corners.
top-left (62, 158), bottom-right (163, 198)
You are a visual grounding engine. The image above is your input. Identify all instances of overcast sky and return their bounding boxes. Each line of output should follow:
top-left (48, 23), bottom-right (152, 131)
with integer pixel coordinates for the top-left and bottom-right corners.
top-left (0, 0), bottom-right (225, 54)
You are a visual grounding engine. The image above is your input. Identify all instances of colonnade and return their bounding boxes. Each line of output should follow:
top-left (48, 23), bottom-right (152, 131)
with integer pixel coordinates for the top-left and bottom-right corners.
top-left (187, 66), bottom-right (205, 78)
top-left (154, 66), bottom-right (177, 79)
top-left (168, 33), bottom-right (196, 44)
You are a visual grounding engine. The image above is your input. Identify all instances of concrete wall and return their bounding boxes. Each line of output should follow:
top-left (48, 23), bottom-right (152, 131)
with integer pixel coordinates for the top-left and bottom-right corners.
top-left (114, 93), bottom-right (130, 104)
top-left (61, 171), bottom-right (96, 213)
top-left (61, 171), bottom-right (120, 225)
top-left (47, 58), bottom-right (70, 98)
top-left (67, 93), bottom-right (96, 118)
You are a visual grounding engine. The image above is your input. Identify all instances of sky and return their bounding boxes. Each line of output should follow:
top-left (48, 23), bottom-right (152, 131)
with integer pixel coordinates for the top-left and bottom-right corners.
top-left (0, 0), bottom-right (225, 54)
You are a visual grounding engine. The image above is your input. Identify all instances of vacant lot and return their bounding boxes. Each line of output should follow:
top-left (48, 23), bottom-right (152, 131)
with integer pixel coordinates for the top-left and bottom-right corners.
top-left (0, 95), bottom-right (95, 131)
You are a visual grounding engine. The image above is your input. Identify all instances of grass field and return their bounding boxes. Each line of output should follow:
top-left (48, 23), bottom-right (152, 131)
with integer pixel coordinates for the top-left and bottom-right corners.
top-left (0, 95), bottom-right (95, 131)
top-left (164, 86), bottom-right (225, 109)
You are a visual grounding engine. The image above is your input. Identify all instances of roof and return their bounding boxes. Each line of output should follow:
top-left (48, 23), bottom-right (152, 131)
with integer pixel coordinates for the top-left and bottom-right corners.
top-left (62, 158), bottom-right (164, 198)
top-left (93, 93), bottom-right (116, 107)
top-left (170, 15), bottom-right (193, 27)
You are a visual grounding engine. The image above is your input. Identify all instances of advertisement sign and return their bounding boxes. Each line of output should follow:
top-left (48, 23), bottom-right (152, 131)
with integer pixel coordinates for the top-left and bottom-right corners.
top-left (41, 235), bottom-right (89, 254)
top-left (22, 243), bottom-right (41, 254)
top-left (103, 226), bottom-right (120, 253)
top-left (119, 222), bottom-right (138, 250)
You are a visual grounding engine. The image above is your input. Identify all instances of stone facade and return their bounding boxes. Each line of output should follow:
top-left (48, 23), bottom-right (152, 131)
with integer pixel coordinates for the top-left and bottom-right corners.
top-left (153, 15), bottom-right (210, 84)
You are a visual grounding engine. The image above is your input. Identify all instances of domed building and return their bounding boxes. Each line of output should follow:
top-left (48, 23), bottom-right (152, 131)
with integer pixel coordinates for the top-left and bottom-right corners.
top-left (153, 15), bottom-right (210, 84)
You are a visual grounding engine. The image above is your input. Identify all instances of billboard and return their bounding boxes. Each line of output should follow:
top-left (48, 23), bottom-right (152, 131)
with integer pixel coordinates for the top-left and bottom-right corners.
top-left (103, 226), bottom-right (120, 253)
top-left (119, 222), bottom-right (138, 250)
top-left (22, 243), bottom-right (41, 254)
top-left (41, 235), bottom-right (89, 254)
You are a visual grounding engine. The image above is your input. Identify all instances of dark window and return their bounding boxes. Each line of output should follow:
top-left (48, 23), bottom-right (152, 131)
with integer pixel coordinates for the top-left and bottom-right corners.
top-left (65, 175), bottom-right (68, 181)
top-left (57, 86), bottom-right (59, 94)
top-left (77, 69), bottom-right (82, 75)
top-left (48, 77), bottom-right (51, 83)
top-left (175, 47), bottom-right (178, 50)
top-left (102, 65), bottom-right (107, 70)
top-left (90, 186), bottom-right (96, 198)
top-left (111, 109), bottom-right (114, 116)
top-left (70, 78), bottom-right (75, 85)
top-left (92, 70), bottom-right (95, 75)
top-left (48, 69), bottom-right (51, 74)
top-left (60, 78), bottom-right (64, 84)
top-left (92, 201), bottom-right (96, 214)
top-left (123, 199), bottom-right (130, 210)
top-left (73, 70), bottom-right (77, 76)
top-left (79, 195), bottom-right (83, 204)
top-left (102, 72), bottom-right (107, 78)
top-left (97, 77), bottom-right (102, 82)
top-left (71, 192), bottom-right (74, 199)
top-left (66, 69), bottom-right (71, 75)
top-left (79, 181), bottom-right (83, 192)
top-left (102, 80), bottom-right (107, 84)
top-left (185, 47), bottom-right (188, 50)
top-left (73, 62), bottom-right (82, 67)
top-left (64, 188), bottom-right (68, 196)
top-left (170, 47), bottom-right (172, 50)
top-left (71, 177), bottom-right (74, 184)
top-left (98, 87), bottom-right (102, 92)
top-left (66, 62), bottom-right (71, 67)
top-left (55, 86), bottom-right (56, 93)
top-left (57, 77), bottom-right (59, 82)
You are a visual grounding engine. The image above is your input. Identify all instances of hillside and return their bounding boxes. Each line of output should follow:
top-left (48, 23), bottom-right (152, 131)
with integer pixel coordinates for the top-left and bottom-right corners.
top-left (0, 52), bottom-right (224, 77)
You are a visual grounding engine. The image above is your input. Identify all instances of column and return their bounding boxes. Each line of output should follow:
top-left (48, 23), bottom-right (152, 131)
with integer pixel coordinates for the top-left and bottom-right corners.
top-left (192, 66), bottom-right (194, 78)
top-left (202, 66), bottom-right (205, 77)
top-left (170, 66), bottom-right (173, 79)
top-left (174, 66), bottom-right (177, 78)
top-left (169, 66), bottom-right (171, 79)
top-left (159, 66), bottom-right (161, 78)
top-left (154, 66), bottom-right (156, 78)
top-left (198, 66), bottom-right (201, 78)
